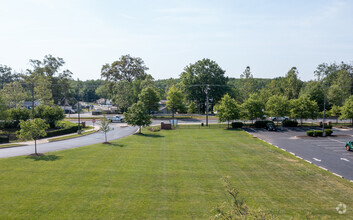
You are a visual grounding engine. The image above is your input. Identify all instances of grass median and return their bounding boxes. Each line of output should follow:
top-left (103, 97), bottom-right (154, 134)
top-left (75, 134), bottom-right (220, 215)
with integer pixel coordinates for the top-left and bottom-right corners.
top-left (0, 126), bottom-right (352, 219)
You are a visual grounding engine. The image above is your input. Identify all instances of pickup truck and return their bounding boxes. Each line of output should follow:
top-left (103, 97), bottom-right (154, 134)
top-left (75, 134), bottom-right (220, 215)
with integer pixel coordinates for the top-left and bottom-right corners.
top-left (107, 115), bottom-right (124, 123)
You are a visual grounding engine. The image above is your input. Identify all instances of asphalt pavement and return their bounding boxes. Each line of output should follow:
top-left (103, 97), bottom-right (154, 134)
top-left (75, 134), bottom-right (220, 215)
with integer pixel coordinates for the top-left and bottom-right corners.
top-left (0, 124), bottom-right (137, 158)
top-left (244, 127), bottom-right (353, 181)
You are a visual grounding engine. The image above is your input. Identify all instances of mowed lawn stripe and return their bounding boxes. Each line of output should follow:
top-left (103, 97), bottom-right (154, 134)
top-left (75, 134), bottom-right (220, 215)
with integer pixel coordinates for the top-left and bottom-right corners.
top-left (0, 128), bottom-right (353, 219)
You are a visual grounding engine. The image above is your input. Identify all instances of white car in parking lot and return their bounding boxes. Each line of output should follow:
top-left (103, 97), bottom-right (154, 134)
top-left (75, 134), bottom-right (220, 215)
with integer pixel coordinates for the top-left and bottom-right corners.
top-left (107, 115), bottom-right (124, 123)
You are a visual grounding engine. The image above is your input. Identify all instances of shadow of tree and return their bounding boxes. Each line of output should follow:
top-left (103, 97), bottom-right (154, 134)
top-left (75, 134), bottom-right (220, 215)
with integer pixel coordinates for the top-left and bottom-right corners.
top-left (134, 133), bottom-right (164, 138)
top-left (108, 143), bottom-right (126, 147)
top-left (26, 154), bottom-right (62, 161)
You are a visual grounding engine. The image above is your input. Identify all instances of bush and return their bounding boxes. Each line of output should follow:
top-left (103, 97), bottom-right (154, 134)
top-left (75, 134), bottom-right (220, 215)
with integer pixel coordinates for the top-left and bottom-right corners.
top-left (314, 130), bottom-right (323, 137)
top-left (35, 105), bottom-right (65, 128)
top-left (325, 129), bottom-right (333, 136)
top-left (306, 131), bottom-right (314, 136)
top-left (254, 120), bottom-right (273, 128)
top-left (45, 125), bottom-right (78, 138)
top-left (231, 122), bottom-right (243, 128)
top-left (7, 108), bottom-right (31, 128)
top-left (324, 123), bottom-right (332, 129)
top-left (0, 135), bottom-right (9, 143)
top-left (282, 120), bottom-right (298, 127)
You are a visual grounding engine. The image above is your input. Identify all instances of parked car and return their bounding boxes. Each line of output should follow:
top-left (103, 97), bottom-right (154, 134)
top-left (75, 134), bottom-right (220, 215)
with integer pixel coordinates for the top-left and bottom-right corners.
top-left (266, 123), bottom-right (277, 131)
top-left (107, 115), bottom-right (124, 123)
top-left (346, 141), bottom-right (353, 151)
top-left (269, 116), bottom-right (289, 121)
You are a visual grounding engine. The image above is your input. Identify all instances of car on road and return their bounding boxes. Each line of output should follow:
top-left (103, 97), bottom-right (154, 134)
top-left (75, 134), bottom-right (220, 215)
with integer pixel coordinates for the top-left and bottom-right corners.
top-left (269, 116), bottom-right (289, 121)
top-left (107, 115), bottom-right (124, 123)
top-left (346, 141), bottom-right (353, 151)
top-left (266, 123), bottom-right (277, 131)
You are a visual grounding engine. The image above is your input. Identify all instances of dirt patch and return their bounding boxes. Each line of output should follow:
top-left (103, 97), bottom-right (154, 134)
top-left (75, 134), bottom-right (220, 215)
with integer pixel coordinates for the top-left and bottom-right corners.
top-left (102, 142), bottom-right (111, 144)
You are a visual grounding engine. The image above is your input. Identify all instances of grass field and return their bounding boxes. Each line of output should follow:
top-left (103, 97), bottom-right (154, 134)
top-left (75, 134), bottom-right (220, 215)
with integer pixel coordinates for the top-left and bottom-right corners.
top-left (0, 127), bottom-right (353, 219)
top-left (47, 130), bottom-right (97, 142)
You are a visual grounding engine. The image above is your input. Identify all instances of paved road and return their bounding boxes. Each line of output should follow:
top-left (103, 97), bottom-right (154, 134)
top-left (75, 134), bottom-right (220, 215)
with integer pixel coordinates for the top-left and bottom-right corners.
top-left (244, 127), bottom-right (353, 181)
top-left (0, 124), bottom-right (137, 159)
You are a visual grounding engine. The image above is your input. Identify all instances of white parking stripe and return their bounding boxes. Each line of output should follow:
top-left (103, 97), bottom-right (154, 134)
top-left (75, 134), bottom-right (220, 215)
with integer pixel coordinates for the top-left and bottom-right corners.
top-left (341, 158), bottom-right (350, 162)
top-left (328, 138), bottom-right (346, 144)
top-left (313, 158), bottom-right (322, 162)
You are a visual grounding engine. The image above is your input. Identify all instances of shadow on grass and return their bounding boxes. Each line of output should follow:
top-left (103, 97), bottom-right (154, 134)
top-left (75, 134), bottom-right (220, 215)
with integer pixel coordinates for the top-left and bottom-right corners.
top-left (134, 133), bottom-right (164, 138)
top-left (26, 154), bottom-right (62, 161)
top-left (108, 143), bottom-right (126, 147)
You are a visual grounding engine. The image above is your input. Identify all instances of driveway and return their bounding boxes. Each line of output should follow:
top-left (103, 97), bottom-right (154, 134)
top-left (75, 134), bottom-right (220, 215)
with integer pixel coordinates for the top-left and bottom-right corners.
top-left (244, 127), bottom-right (353, 181)
top-left (0, 124), bottom-right (137, 159)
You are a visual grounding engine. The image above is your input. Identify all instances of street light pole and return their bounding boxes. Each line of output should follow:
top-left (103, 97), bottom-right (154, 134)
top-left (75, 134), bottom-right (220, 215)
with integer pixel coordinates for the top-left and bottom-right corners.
top-left (205, 84), bottom-right (210, 126)
top-left (322, 85), bottom-right (327, 136)
top-left (77, 79), bottom-right (81, 134)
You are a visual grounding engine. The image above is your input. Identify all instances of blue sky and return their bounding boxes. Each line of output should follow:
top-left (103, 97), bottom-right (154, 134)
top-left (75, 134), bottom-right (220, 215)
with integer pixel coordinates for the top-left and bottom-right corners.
top-left (0, 0), bottom-right (352, 81)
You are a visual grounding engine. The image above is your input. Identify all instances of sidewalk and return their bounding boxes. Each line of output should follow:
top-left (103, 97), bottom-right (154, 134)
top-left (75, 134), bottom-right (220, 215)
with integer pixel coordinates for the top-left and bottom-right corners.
top-left (1, 126), bottom-right (100, 147)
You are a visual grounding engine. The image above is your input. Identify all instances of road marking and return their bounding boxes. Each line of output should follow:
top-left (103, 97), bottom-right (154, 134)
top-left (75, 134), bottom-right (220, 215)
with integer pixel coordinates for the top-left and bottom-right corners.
top-left (328, 138), bottom-right (346, 144)
top-left (341, 158), bottom-right (350, 162)
top-left (318, 166), bottom-right (328, 171)
top-left (313, 158), bottom-right (321, 162)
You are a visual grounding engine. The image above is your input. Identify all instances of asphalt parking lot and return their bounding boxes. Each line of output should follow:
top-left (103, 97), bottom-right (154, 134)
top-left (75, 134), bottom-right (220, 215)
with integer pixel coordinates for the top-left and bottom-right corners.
top-left (243, 127), bottom-right (353, 181)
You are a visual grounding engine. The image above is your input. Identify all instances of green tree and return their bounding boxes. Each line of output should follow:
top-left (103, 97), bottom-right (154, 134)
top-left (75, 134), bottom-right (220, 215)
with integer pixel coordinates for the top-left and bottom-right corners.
top-left (0, 96), bottom-right (8, 128)
top-left (0, 65), bottom-right (20, 89)
top-left (8, 108), bottom-right (31, 128)
top-left (101, 54), bottom-right (148, 83)
top-left (124, 102), bottom-right (152, 134)
top-left (290, 96), bottom-right (319, 126)
top-left (327, 69), bottom-right (351, 106)
top-left (283, 67), bottom-right (303, 99)
top-left (340, 96), bottom-right (353, 126)
top-left (180, 58), bottom-right (229, 113)
top-left (266, 95), bottom-right (290, 119)
top-left (34, 105), bottom-right (65, 128)
top-left (1, 82), bottom-right (27, 108)
top-left (300, 81), bottom-right (325, 111)
top-left (34, 75), bottom-right (54, 105)
top-left (239, 66), bottom-right (256, 101)
top-left (95, 84), bottom-right (110, 101)
top-left (99, 117), bottom-right (112, 143)
top-left (17, 118), bottom-right (49, 155)
top-left (242, 93), bottom-right (265, 122)
top-left (329, 105), bottom-right (342, 123)
top-left (187, 101), bottom-right (197, 114)
top-left (166, 86), bottom-right (186, 118)
top-left (214, 94), bottom-right (240, 128)
top-left (139, 87), bottom-right (160, 114)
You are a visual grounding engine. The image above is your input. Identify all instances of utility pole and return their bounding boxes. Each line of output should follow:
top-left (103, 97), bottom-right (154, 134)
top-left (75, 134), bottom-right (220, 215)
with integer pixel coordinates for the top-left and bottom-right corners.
top-left (205, 84), bottom-right (210, 126)
top-left (322, 85), bottom-right (327, 136)
top-left (77, 79), bottom-right (81, 134)
top-left (31, 83), bottom-right (35, 119)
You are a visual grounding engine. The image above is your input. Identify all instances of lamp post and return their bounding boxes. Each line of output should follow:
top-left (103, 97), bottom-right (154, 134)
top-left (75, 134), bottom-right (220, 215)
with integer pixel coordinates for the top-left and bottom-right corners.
top-left (204, 84), bottom-right (210, 126)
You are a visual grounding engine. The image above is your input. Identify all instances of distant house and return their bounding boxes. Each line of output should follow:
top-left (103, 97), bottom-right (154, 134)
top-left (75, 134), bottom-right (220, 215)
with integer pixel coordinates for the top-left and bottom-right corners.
top-left (96, 98), bottom-right (112, 105)
top-left (156, 100), bottom-right (170, 114)
top-left (22, 100), bottom-right (40, 109)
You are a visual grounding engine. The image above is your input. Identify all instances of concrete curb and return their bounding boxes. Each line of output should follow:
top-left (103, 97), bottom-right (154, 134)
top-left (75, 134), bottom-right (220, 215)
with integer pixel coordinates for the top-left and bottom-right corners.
top-left (242, 128), bottom-right (353, 183)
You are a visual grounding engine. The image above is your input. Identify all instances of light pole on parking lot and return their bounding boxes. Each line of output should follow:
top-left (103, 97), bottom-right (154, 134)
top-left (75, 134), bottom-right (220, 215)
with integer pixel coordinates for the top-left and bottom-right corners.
top-left (322, 85), bottom-right (327, 136)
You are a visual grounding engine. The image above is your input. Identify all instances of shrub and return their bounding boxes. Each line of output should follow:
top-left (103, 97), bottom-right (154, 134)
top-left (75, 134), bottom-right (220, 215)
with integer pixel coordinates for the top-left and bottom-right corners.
top-left (325, 129), bottom-right (333, 136)
top-left (7, 108), bottom-right (31, 128)
top-left (45, 125), bottom-right (78, 138)
top-left (306, 130), bottom-right (314, 136)
top-left (314, 130), bottom-right (323, 137)
top-left (282, 120), bottom-right (298, 127)
top-left (35, 105), bottom-right (65, 128)
top-left (254, 120), bottom-right (273, 128)
top-left (324, 123), bottom-right (332, 129)
top-left (0, 135), bottom-right (9, 143)
top-left (231, 122), bottom-right (243, 128)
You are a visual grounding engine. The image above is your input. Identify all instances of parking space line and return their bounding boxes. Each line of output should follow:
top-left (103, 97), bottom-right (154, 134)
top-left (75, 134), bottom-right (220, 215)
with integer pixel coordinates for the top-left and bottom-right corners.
top-left (328, 138), bottom-right (346, 144)
top-left (341, 158), bottom-right (350, 162)
top-left (313, 158), bottom-right (321, 162)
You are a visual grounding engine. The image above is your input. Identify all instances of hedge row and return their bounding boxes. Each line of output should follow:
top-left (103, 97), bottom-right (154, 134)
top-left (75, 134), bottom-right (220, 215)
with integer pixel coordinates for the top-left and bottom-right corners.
top-left (254, 120), bottom-right (274, 128)
top-left (45, 125), bottom-right (79, 138)
top-left (306, 129), bottom-right (333, 137)
top-left (282, 120), bottom-right (298, 127)
top-left (231, 122), bottom-right (243, 128)
top-left (0, 135), bottom-right (10, 144)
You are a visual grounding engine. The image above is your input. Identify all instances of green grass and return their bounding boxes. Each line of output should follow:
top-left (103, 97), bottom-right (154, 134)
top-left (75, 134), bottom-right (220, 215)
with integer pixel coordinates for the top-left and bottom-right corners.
top-left (0, 143), bottom-right (24, 148)
top-left (0, 127), bottom-right (353, 219)
top-left (48, 130), bottom-right (97, 142)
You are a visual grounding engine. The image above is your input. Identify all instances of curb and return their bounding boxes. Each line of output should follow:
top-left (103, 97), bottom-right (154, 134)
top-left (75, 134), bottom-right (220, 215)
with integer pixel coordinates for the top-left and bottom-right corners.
top-left (242, 128), bottom-right (353, 183)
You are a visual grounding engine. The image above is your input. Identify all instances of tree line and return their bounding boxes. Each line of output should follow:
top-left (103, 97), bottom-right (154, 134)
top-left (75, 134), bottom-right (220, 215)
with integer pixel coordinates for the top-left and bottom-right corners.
top-left (1, 54), bottom-right (353, 126)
